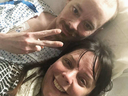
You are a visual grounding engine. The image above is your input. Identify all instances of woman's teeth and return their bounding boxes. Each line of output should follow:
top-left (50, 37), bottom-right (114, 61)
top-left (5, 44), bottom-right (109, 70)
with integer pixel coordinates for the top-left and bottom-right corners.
top-left (54, 79), bottom-right (65, 92)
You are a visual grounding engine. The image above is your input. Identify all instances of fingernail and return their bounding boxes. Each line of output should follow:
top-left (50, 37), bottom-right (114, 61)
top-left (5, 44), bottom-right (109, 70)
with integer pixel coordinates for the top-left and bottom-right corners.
top-left (57, 29), bottom-right (61, 33)
top-left (60, 42), bottom-right (64, 47)
top-left (41, 46), bottom-right (44, 49)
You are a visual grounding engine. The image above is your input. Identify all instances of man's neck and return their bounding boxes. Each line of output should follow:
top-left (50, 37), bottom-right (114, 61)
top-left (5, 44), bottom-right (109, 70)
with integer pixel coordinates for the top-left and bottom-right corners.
top-left (38, 12), bottom-right (56, 30)
top-left (46, 17), bottom-right (57, 30)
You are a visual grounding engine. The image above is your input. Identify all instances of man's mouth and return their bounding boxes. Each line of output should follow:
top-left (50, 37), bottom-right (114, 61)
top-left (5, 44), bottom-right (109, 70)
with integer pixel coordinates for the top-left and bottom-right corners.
top-left (54, 79), bottom-right (66, 93)
top-left (61, 22), bottom-right (70, 37)
top-left (61, 21), bottom-right (78, 38)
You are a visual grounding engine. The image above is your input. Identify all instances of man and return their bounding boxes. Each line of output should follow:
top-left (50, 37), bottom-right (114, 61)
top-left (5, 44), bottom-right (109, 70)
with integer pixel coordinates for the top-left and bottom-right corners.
top-left (0, 0), bottom-right (117, 63)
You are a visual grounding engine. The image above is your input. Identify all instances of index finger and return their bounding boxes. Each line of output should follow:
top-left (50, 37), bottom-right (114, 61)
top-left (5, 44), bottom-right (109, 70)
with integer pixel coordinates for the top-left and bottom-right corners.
top-left (33, 29), bottom-right (61, 39)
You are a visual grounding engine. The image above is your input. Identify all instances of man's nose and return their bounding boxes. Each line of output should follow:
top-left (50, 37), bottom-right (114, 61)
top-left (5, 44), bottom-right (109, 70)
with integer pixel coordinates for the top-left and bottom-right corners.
top-left (62, 70), bottom-right (77, 85)
top-left (69, 20), bottom-right (80, 31)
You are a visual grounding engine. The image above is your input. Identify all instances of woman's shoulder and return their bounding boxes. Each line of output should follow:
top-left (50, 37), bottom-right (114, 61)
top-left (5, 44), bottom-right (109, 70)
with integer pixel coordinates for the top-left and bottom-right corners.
top-left (0, 59), bottom-right (24, 96)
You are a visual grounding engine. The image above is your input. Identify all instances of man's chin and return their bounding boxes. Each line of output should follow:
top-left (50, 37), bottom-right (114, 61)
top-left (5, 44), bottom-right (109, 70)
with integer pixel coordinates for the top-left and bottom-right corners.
top-left (49, 33), bottom-right (80, 43)
top-left (54, 35), bottom-right (71, 42)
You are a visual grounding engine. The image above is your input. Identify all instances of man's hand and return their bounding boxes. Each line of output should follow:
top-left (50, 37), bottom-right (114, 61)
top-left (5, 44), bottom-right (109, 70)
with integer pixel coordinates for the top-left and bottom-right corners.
top-left (0, 29), bottom-right (63, 54)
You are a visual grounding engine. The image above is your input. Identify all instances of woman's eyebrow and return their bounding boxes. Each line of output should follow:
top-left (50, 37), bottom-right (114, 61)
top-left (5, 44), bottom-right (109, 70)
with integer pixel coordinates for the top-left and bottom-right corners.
top-left (69, 55), bottom-right (76, 64)
top-left (69, 54), bottom-right (81, 67)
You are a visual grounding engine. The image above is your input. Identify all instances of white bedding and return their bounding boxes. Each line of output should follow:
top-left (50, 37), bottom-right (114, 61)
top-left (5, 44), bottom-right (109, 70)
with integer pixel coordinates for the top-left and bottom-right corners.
top-left (0, 0), bottom-right (8, 3)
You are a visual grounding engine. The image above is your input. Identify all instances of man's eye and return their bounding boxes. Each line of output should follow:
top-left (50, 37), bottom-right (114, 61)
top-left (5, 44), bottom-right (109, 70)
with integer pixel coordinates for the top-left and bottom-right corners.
top-left (72, 7), bottom-right (79, 14)
top-left (84, 22), bottom-right (93, 30)
top-left (85, 24), bottom-right (91, 30)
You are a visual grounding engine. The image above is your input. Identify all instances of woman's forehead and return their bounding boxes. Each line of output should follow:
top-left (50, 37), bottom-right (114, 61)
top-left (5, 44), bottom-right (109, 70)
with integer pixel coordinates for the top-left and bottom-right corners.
top-left (69, 49), bottom-right (95, 61)
top-left (69, 49), bottom-right (87, 55)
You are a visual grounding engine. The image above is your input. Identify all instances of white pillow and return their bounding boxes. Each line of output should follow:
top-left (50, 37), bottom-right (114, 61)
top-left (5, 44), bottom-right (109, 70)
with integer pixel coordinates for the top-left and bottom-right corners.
top-left (95, 0), bottom-right (128, 95)
top-left (94, 0), bottom-right (128, 80)
top-left (106, 69), bottom-right (128, 96)
top-left (0, 0), bottom-right (8, 3)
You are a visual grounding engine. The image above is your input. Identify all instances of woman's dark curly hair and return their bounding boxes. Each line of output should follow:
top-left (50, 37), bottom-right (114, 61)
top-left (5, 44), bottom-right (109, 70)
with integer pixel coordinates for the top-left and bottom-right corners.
top-left (59, 37), bottom-right (114, 96)
top-left (42, 37), bottom-right (114, 96)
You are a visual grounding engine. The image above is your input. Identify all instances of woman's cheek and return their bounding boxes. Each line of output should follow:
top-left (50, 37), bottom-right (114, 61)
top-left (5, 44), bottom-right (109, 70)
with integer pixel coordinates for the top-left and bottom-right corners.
top-left (70, 83), bottom-right (89, 96)
top-left (52, 61), bottom-right (66, 73)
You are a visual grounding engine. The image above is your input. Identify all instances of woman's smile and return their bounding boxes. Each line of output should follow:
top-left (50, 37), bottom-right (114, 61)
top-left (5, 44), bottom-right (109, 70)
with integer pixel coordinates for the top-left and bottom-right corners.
top-left (54, 79), bottom-right (66, 93)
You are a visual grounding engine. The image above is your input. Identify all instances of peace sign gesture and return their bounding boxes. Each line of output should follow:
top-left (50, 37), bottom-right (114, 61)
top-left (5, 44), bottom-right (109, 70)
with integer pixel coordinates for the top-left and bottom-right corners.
top-left (0, 29), bottom-right (63, 54)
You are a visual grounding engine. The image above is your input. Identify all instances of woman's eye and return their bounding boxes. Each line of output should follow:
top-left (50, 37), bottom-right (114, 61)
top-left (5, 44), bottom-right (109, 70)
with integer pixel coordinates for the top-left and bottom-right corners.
top-left (72, 7), bottom-right (79, 14)
top-left (80, 78), bottom-right (86, 87)
top-left (63, 58), bottom-right (72, 68)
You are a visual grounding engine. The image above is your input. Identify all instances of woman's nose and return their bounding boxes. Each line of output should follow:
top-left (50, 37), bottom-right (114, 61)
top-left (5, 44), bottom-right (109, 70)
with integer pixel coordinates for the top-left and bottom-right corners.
top-left (62, 70), bottom-right (77, 84)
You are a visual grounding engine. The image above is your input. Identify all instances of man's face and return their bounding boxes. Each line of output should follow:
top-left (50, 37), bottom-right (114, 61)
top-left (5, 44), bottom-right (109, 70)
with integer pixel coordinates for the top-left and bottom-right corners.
top-left (42, 49), bottom-right (98, 96)
top-left (54, 0), bottom-right (117, 42)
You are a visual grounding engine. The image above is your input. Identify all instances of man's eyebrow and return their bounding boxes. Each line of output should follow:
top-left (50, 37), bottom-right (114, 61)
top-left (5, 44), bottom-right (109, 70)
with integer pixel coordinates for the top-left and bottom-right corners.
top-left (76, 3), bottom-right (83, 12)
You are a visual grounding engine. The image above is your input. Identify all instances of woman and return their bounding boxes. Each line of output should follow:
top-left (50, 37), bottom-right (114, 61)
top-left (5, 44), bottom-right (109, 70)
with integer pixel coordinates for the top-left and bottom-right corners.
top-left (0, 38), bottom-right (114, 96)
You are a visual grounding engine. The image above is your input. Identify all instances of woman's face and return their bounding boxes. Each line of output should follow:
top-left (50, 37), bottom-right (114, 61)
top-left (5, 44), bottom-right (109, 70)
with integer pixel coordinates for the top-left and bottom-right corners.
top-left (54, 0), bottom-right (117, 41)
top-left (42, 49), bottom-right (99, 96)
